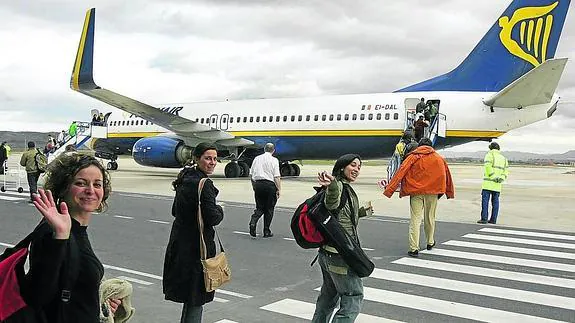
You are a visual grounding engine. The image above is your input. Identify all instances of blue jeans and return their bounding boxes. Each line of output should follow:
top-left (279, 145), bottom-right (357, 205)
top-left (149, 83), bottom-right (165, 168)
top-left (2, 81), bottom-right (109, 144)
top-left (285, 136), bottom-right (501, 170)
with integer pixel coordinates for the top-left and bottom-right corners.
top-left (312, 251), bottom-right (364, 323)
top-left (180, 303), bottom-right (203, 323)
top-left (481, 189), bottom-right (500, 223)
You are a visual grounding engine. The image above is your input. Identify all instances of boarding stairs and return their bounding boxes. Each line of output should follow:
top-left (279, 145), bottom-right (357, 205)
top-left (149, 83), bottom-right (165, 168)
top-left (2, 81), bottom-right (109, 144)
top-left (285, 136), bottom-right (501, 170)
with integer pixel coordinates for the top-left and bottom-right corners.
top-left (47, 121), bottom-right (107, 163)
top-left (383, 113), bottom-right (447, 188)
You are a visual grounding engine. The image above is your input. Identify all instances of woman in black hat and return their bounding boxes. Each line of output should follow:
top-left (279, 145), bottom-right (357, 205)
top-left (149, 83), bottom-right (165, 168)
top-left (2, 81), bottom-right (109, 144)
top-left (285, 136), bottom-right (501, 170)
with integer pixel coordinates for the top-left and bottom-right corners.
top-left (312, 154), bottom-right (373, 322)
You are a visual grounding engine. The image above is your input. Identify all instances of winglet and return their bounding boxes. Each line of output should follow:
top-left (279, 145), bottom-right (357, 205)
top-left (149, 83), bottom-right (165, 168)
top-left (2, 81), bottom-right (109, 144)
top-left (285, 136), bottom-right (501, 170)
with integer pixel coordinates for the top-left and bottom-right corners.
top-left (483, 58), bottom-right (568, 108)
top-left (70, 8), bottom-right (97, 91)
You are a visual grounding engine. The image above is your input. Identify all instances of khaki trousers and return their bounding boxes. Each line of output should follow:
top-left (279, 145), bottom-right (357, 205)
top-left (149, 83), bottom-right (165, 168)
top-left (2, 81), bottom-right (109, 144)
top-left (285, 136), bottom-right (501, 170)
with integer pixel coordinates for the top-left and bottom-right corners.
top-left (409, 194), bottom-right (438, 252)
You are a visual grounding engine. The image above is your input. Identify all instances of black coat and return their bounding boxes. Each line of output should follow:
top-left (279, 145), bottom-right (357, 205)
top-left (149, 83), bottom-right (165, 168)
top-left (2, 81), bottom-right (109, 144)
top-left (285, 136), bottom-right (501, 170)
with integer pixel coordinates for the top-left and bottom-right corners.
top-left (163, 167), bottom-right (224, 305)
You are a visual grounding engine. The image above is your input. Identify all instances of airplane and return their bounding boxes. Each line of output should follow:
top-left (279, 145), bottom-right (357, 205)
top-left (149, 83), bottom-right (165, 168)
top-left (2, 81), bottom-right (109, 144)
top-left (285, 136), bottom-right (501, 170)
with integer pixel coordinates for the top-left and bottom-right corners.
top-left (70, 0), bottom-right (571, 177)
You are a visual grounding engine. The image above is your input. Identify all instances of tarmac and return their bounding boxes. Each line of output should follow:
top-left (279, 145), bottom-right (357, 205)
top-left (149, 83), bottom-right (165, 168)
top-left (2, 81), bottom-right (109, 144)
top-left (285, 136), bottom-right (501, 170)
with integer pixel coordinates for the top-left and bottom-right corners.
top-left (2, 153), bottom-right (574, 233)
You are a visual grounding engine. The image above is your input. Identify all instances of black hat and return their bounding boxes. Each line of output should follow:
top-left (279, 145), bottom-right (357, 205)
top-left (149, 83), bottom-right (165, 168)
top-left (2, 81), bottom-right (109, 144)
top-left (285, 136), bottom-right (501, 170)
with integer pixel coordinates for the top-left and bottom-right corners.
top-left (489, 142), bottom-right (500, 150)
top-left (332, 153), bottom-right (361, 177)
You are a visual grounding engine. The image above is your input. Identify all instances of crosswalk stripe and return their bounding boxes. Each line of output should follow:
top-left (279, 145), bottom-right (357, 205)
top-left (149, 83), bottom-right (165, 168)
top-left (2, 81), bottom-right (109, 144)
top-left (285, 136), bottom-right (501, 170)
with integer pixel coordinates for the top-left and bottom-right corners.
top-left (313, 288), bottom-right (564, 323)
top-left (421, 248), bottom-right (575, 272)
top-left (464, 233), bottom-right (575, 249)
top-left (0, 195), bottom-right (25, 201)
top-left (370, 268), bottom-right (575, 310)
top-left (216, 289), bottom-right (253, 299)
top-left (478, 228), bottom-right (575, 241)
top-left (214, 297), bottom-right (229, 303)
top-left (214, 320), bottom-right (239, 323)
top-left (261, 298), bottom-right (402, 323)
top-left (116, 276), bottom-right (154, 286)
top-left (393, 257), bottom-right (575, 289)
top-left (444, 240), bottom-right (575, 260)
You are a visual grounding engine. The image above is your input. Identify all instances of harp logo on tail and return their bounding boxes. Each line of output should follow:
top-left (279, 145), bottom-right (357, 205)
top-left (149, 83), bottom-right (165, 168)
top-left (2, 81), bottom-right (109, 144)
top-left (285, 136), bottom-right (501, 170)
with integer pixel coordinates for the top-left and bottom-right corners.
top-left (498, 1), bottom-right (558, 67)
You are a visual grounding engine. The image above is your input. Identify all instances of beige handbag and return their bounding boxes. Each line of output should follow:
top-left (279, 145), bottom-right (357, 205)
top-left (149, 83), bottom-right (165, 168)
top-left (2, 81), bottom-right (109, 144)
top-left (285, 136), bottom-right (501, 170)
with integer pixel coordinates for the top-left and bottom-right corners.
top-left (197, 178), bottom-right (231, 292)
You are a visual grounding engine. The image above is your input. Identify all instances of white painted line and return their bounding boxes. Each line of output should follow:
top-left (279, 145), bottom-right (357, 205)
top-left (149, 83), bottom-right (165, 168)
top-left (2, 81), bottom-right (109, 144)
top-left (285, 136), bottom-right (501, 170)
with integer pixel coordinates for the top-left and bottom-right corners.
top-left (370, 268), bottom-right (575, 310)
top-left (233, 231), bottom-right (251, 236)
top-left (1, 242), bottom-right (15, 248)
top-left (116, 276), bottom-right (154, 286)
top-left (421, 248), bottom-right (575, 273)
top-left (216, 289), bottom-right (252, 299)
top-left (214, 320), bottom-right (239, 323)
top-left (444, 240), bottom-right (575, 260)
top-left (0, 191), bottom-right (29, 196)
top-left (261, 298), bottom-right (402, 323)
top-left (365, 217), bottom-right (409, 224)
top-left (313, 287), bottom-right (564, 323)
top-left (148, 220), bottom-right (170, 225)
top-left (478, 228), bottom-right (575, 241)
top-left (118, 193), bottom-right (173, 201)
top-left (464, 233), bottom-right (575, 249)
top-left (213, 297), bottom-right (229, 303)
top-left (0, 195), bottom-right (25, 201)
top-left (362, 247), bottom-right (375, 251)
top-left (283, 237), bottom-right (296, 241)
top-left (103, 264), bottom-right (163, 280)
top-left (393, 257), bottom-right (575, 289)
top-left (113, 215), bottom-right (134, 220)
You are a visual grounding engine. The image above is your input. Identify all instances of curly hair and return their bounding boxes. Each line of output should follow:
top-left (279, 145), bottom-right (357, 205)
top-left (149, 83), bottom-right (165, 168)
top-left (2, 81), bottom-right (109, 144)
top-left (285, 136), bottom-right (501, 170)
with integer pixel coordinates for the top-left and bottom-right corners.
top-left (44, 153), bottom-right (112, 213)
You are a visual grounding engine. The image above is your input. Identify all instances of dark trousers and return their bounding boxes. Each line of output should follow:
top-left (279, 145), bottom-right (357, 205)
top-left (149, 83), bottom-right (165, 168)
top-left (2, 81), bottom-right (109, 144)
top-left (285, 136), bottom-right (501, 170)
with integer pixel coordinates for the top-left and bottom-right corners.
top-left (27, 172), bottom-right (40, 201)
top-left (250, 180), bottom-right (278, 234)
top-left (481, 189), bottom-right (500, 223)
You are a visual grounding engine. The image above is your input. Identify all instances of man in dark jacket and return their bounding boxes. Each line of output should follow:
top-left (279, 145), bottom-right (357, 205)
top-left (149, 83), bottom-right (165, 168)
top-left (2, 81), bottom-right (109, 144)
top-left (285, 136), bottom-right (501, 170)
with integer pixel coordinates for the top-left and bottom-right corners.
top-left (163, 143), bottom-right (224, 323)
top-left (0, 141), bottom-right (7, 174)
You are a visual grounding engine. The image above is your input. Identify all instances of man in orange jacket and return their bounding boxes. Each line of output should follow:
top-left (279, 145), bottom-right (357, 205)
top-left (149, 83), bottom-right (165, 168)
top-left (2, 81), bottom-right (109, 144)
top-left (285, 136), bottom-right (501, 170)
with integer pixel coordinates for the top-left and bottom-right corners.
top-left (383, 138), bottom-right (455, 257)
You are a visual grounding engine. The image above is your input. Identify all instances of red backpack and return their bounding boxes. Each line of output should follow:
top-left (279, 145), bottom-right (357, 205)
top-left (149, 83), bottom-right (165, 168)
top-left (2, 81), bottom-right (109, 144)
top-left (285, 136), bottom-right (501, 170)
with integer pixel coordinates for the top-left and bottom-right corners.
top-left (290, 187), bottom-right (348, 249)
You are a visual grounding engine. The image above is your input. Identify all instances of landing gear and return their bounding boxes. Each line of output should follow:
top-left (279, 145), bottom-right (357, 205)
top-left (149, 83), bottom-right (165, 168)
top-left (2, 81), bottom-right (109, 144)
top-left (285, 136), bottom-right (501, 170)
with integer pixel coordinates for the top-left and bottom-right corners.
top-left (280, 163), bottom-right (300, 177)
top-left (106, 161), bottom-right (118, 170)
top-left (238, 161), bottom-right (250, 177)
top-left (224, 162), bottom-right (241, 178)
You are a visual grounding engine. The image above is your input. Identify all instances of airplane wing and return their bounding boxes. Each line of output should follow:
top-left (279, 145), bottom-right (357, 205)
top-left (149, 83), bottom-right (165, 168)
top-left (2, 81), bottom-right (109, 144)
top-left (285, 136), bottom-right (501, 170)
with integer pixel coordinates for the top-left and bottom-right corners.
top-left (70, 8), bottom-right (253, 147)
top-left (483, 58), bottom-right (568, 109)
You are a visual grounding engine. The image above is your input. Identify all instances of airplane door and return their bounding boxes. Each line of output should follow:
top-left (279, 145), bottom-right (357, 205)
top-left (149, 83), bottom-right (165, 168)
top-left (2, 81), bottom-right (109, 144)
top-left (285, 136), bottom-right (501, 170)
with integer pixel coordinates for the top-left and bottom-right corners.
top-left (404, 98), bottom-right (419, 129)
top-left (437, 114), bottom-right (447, 137)
top-left (208, 114), bottom-right (218, 129)
top-left (220, 114), bottom-right (230, 131)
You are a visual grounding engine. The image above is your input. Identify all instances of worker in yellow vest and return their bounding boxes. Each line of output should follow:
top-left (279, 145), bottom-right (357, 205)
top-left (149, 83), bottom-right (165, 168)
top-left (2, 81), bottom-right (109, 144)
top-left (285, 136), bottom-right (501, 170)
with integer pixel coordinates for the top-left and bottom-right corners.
top-left (478, 142), bottom-right (509, 224)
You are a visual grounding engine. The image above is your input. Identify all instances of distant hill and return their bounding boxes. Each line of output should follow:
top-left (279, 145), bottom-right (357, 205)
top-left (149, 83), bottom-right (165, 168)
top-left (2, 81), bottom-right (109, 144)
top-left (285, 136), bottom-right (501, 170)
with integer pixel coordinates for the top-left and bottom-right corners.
top-left (439, 150), bottom-right (575, 163)
top-left (0, 131), bottom-right (59, 150)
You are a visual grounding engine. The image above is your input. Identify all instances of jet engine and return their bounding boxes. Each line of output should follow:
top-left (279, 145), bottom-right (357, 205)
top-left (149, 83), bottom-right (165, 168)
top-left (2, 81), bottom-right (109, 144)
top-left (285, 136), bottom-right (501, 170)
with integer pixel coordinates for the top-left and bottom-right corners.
top-left (132, 137), bottom-right (193, 168)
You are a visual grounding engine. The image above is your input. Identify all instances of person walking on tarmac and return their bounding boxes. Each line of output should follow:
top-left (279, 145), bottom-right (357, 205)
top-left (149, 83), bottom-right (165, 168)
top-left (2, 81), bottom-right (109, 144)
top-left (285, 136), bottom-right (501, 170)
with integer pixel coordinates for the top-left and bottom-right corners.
top-left (478, 142), bottom-right (509, 224)
top-left (249, 143), bottom-right (281, 238)
top-left (312, 154), bottom-right (373, 323)
top-left (0, 141), bottom-right (8, 174)
top-left (20, 141), bottom-right (42, 202)
top-left (383, 138), bottom-right (454, 257)
top-left (69, 121), bottom-right (78, 138)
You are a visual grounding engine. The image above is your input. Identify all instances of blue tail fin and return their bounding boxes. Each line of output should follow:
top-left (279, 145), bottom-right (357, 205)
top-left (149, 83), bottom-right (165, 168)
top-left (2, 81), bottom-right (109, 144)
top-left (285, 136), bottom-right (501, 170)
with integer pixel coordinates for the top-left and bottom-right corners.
top-left (397, 0), bottom-right (570, 92)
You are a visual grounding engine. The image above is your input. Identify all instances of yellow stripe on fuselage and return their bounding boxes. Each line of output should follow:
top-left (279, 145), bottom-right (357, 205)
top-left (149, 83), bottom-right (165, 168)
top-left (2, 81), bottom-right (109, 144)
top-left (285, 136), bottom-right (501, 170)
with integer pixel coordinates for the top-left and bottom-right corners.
top-left (71, 9), bottom-right (92, 91)
top-left (106, 129), bottom-right (505, 139)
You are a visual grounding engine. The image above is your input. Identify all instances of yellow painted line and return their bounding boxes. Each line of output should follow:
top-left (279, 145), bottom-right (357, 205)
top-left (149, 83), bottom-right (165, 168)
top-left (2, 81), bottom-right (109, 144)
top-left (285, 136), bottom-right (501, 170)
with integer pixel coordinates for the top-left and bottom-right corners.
top-left (106, 129), bottom-right (505, 139)
top-left (71, 9), bottom-right (92, 90)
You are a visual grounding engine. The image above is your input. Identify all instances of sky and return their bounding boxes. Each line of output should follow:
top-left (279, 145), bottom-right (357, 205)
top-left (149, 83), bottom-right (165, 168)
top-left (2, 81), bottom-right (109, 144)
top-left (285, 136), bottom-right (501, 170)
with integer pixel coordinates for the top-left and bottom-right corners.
top-left (0, 0), bottom-right (573, 153)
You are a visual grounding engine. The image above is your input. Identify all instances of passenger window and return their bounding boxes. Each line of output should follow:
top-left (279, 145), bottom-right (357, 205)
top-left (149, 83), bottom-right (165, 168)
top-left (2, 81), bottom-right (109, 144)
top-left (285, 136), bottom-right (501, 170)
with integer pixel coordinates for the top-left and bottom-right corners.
top-left (394, 113), bottom-right (399, 120)
top-left (263, 116), bottom-right (267, 122)
top-left (237, 117), bottom-right (241, 123)
top-left (223, 117), bottom-right (227, 123)
top-left (306, 115), bottom-right (310, 121)
top-left (322, 115), bottom-right (326, 121)
top-left (269, 116), bottom-right (273, 122)
top-left (131, 120), bottom-right (135, 125)
top-left (283, 116), bottom-right (288, 122)
top-left (243, 117), bottom-right (247, 123)
top-left (329, 115), bottom-right (334, 121)
top-left (250, 117), bottom-right (254, 122)
top-left (201, 118), bottom-right (205, 124)
top-left (256, 116), bottom-right (260, 122)
top-left (298, 115), bottom-right (302, 121)
top-left (376, 113), bottom-right (381, 120)
top-left (385, 113), bottom-right (390, 120)
top-left (368, 114), bottom-right (373, 120)
top-left (360, 114), bottom-right (365, 121)
top-left (276, 116), bottom-right (280, 122)
top-left (291, 116), bottom-right (295, 122)
top-left (345, 114), bottom-right (349, 121)
top-left (229, 117), bottom-right (233, 123)
top-left (314, 115), bottom-right (319, 121)
top-left (337, 114), bottom-right (341, 121)
top-left (352, 114), bottom-right (357, 121)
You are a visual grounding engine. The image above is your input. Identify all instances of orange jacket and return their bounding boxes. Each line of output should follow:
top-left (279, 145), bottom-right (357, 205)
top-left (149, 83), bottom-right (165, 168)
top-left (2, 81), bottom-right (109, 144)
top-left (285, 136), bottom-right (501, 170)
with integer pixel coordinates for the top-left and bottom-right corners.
top-left (384, 146), bottom-right (455, 199)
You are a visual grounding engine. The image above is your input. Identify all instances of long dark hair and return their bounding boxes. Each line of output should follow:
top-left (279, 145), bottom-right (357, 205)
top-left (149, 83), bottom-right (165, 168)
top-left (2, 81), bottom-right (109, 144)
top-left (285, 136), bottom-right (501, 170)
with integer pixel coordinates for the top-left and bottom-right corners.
top-left (172, 142), bottom-right (217, 190)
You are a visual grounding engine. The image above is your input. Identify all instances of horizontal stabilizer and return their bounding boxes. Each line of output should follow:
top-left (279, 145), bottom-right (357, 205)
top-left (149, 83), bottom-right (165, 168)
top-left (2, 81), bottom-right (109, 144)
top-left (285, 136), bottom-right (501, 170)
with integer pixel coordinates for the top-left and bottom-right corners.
top-left (483, 58), bottom-right (568, 108)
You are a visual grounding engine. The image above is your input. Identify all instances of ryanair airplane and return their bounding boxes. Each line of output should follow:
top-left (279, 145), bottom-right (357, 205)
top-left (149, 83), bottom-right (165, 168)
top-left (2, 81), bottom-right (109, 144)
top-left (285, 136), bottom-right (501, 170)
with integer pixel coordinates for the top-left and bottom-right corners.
top-left (71, 0), bottom-right (570, 177)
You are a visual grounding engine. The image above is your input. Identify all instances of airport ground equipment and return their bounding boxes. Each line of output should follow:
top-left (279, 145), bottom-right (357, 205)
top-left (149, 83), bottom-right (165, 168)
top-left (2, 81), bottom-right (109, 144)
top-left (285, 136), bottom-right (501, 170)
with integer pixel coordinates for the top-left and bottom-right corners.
top-left (1, 160), bottom-right (26, 193)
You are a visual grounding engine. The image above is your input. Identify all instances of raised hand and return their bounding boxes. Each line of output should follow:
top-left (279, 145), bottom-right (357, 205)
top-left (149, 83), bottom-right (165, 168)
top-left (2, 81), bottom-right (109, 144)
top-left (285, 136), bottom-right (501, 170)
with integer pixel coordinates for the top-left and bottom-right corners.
top-left (317, 171), bottom-right (334, 187)
top-left (33, 189), bottom-right (71, 240)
